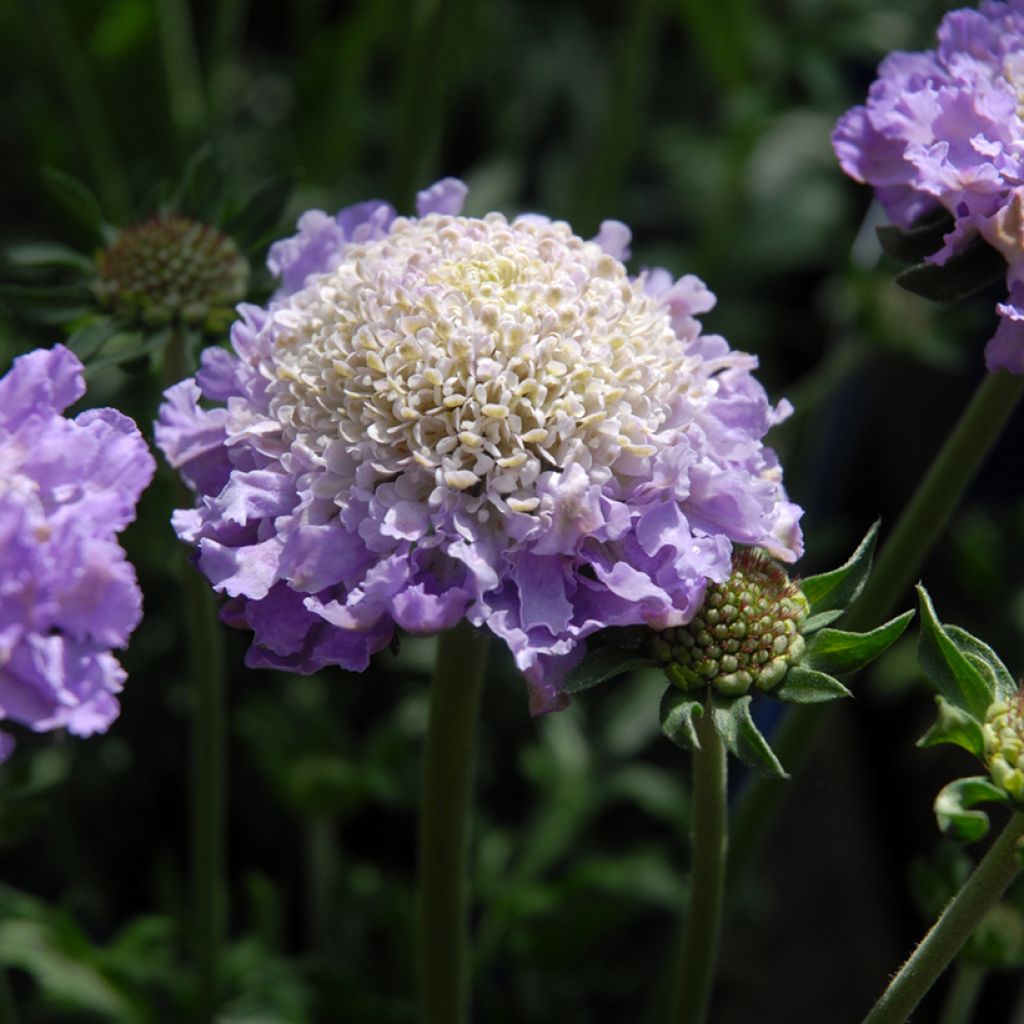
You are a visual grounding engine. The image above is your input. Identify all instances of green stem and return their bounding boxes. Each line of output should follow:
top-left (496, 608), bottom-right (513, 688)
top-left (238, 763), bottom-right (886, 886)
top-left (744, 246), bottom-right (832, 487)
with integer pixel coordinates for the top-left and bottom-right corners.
top-left (863, 812), bottom-right (1024, 1024)
top-left (844, 369), bottom-right (1024, 634)
top-left (668, 704), bottom-right (728, 1024)
top-left (0, 970), bottom-right (18, 1024)
top-left (305, 814), bottom-right (336, 956)
top-left (937, 961), bottom-right (986, 1024)
top-left (164, 331), bottom-right (227, 1022)
top-left (184, 563), bottom-right (227, 1022)
top-left (728, 370), bottom-right (1024, 887)
top-left (416, 620), bottom-right (489, 1024)
top-left (156, 0), bottom-right (208, 146)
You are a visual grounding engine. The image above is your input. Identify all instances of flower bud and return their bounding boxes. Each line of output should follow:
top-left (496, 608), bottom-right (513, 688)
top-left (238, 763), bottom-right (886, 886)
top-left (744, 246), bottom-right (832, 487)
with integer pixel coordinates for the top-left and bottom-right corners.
top-left (982, 692), bottom-right (1024, 803)
top-left (96, 215), bottom-right (248, 329)
top-left (651, 549), bottom-right (808, 697)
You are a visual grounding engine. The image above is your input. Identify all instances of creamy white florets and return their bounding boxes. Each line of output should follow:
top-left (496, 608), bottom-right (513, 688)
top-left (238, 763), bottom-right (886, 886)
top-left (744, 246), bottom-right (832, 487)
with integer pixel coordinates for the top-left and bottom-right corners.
top-left (268, 213), bottom-right (699, 517)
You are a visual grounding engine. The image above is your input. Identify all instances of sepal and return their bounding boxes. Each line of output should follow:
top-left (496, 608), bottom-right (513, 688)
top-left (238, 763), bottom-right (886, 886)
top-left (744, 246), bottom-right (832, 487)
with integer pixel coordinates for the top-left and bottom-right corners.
top-left (917, 585), bottom-right (999, 720)
top-left (800, 521), bottom-right (879, 632)
top-left (802, 610), bottom-right (913, 675)
top-left (659, 688), bottom-right (703, 752)
top-left (564, 649), bottom-right (657, 694)
top-left (934, 776), bottom-right (1009, 843)
top-left (772, 665), bottom-right (851, 703)
top-left (875, 208), bottom-right (954, 265)
top-left (709, 693), bottom-right (787, 778)
top-left (918, 696), bottom-right (986, 758)
top-left (894, 236), bottom-right (1006, 304)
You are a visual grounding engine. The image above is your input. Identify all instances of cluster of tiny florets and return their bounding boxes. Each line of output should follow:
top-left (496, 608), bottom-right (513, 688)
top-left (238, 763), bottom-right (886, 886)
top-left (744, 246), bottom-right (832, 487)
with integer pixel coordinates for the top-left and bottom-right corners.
top-left (983, 691), bottom-right (1024, 802)
top-left (270, 212), bottom-right (690, 516)
top-left (650, 550), bottom-right (808, 696)
top-left (96, 215), bottom-right (248, 328)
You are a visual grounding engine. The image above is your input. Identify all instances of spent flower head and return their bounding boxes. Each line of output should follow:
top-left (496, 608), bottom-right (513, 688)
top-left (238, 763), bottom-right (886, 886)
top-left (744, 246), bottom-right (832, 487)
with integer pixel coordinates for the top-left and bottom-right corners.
top-left (157, 178), bottom-right (803, 713)
top-left (0, 345), bottom-right (155, 758)
top-left (832, 0), bottom-right (1024, 372)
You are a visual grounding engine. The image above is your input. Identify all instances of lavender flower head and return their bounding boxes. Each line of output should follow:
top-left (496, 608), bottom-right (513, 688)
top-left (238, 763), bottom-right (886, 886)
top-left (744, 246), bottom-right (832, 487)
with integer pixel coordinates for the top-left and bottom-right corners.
top-left (0, 346), bottom-right (155, 758)
top-left (156, 179), bottom-right (802, 713)
top-left (833, 0), bottom-right (1024, 372)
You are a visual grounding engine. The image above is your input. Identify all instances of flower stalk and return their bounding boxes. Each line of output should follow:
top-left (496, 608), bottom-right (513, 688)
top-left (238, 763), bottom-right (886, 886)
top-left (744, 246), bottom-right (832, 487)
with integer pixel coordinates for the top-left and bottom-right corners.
top-left (416, 621), bottom-right (489, 1024)
top-left (165, 329), bottom-right (228, 1021)
top-left (668, 703), bottom-right (728, 1024)
top-left (862, 812), bottom-right (1024, 1024)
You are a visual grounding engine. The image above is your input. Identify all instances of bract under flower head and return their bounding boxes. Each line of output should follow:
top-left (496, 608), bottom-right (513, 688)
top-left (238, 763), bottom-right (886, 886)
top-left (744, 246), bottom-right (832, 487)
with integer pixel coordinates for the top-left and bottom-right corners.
top-left (832, 0), bottom-right (1024, 371)
top-left (157, 179), bottom-right (802, 713)
top-left (0, 345), bottom-right (155, 758)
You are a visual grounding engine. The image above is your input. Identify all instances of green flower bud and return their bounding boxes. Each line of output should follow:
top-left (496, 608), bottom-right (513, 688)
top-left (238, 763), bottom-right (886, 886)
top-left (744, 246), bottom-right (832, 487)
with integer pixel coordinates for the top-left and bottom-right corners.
top-left (982, 693), bottom-right (1024, 803)
top-left (96, 216), bottom-right (248, 330)
top-left (649, 548), bottom-right (809, 697)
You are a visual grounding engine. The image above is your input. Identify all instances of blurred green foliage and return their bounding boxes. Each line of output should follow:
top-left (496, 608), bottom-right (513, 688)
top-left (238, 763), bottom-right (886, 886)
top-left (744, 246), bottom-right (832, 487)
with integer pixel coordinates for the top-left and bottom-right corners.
top-left (2, 0), bottom-right (1024, 1021)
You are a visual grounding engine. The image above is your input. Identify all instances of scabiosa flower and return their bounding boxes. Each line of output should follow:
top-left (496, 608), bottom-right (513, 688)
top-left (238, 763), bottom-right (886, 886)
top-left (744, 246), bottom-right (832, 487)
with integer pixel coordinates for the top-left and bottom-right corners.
top-left (156, 178), bottom-right (802, 713)
top-left (832, 0), bottom-right (1024, 372)
top-left (0, 345), bottom-right (155, 758)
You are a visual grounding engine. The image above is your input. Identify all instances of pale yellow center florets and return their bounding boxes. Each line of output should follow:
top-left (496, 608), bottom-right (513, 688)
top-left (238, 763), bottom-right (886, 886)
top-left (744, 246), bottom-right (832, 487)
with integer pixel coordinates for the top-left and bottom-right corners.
top-left (268, 213), bottom-right (700, 512)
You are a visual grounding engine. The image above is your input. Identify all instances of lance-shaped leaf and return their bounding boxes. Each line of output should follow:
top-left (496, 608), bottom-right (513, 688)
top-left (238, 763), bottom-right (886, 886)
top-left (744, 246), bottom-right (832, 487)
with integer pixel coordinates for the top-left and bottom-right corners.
top-left (41, 168), bottom-right (114, 243)
top-left (917, 586), bottom-right (995, 721)
top-left (802, 610), bottom-right (914, 676)
top-left (709, 693), bottom-right (787, 778)
top-left (660, 688), bottom-right (704, 752)
top-left (895, 235), bottom-right (1006, 304)
top-left (876, 208), bottom-right (954, 265)
top-left (800, 521), bottom-right (879, 632)
top-left (934, 776), bottom-right (1009, 842)
top-left (564, 648), bottom-right (657, 695)
top-left (918, 695), bottom-right (987, 758)
top-left (66, 318), bottom-right (126, 362)
top-left (226, 171), bottom-right (297, 252)
top-left (772, 665), bottom-right (851, 704)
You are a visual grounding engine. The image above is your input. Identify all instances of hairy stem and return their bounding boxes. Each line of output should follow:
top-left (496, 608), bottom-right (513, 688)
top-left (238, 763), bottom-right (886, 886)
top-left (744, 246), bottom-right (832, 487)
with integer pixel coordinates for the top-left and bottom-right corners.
top-left (668, 705), bottom-right (728, 1024)
top-left (863, 812), bottom-right (1024, 1024)
top-left (416, 621), bottom-right (489, 1024)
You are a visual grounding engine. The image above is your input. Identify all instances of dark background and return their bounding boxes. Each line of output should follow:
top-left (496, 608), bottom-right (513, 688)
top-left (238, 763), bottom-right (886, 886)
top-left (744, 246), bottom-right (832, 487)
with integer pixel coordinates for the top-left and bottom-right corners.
top-left (1, 0), bottom-right (1023, 1020)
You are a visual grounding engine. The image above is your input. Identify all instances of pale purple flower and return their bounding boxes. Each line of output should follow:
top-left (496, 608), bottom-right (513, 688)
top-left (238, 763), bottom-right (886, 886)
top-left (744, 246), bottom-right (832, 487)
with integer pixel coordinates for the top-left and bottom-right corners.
top-left (0, 346), bottom-right (155, 757)
top-left (832, 0), bottom-right (1024, 372)
top-left (157, 179), bottom-right (801, 713)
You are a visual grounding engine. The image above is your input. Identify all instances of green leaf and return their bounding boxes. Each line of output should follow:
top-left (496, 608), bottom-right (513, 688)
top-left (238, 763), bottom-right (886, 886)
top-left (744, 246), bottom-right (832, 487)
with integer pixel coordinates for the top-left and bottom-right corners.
top-left (0, 283), bottom-right (94, 325)
top-left (803, 610), bottom-right (914, 676)
top-left (563, 648), bottom-right (657, 694)
top-left (945, 625), bottom-right (1017, 703)
top-left (934, 776), bottom-right (1009, 842)
top-left (83, 327), bottom-right (172, 377)
top-left (709, 693), bottom-right (787, 778)
top-left (42, 168), bottom-right (112, 242)
top-left (4, 241), bottom-right (94, 274)
top-left (800, 521), bottom-right (879, 624)
top-left (225, 172), bottom-right (296, 252)
top-left (918, 695), bottom-right (986, 757)
top-left (66, 317), bottom-right (124, 361)
top-left (659, 687), bottom-right (703, 752)
top-left (772, 664), bottom-right (851, 703)
top-left (875, 208), bottom-right (954, 265)
top-left (895, 235), bottom-right (1006, 304)
top-left (917, 586), bottom-right (995, 721)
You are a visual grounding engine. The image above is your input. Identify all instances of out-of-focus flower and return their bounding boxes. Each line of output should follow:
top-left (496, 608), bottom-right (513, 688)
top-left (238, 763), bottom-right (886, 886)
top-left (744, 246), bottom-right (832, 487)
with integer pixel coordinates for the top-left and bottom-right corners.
top-left (157, 178), bottom-right (801, 713)
top-left (0, 345), bottom-right (155, 758)
top-left (832, 0), bottom-right (1024, 372)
